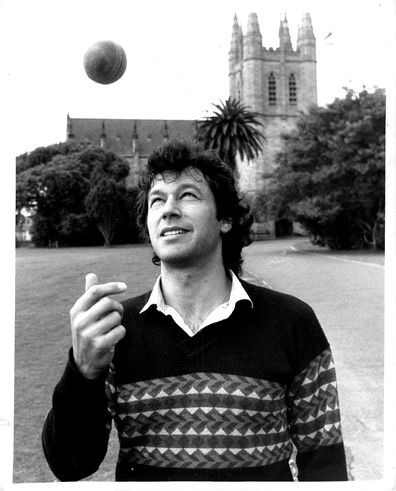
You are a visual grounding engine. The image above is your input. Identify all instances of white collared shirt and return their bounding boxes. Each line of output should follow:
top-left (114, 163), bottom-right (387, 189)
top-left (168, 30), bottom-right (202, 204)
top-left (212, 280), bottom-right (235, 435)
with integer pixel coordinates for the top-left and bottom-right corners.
top-left (139, 270), bottom-right (253, 337)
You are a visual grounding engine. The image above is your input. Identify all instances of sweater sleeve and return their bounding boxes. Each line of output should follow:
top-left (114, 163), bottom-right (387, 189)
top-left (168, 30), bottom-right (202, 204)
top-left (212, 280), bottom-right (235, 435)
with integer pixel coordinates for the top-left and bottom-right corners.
top-left (287, 342), bottom-right (348, 481)
top-left (41, 348), bottom-right (112, 481)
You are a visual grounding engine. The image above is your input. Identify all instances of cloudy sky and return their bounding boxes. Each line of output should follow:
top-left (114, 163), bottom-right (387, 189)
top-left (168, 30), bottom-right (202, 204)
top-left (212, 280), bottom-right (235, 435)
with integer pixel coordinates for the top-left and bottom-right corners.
top-left (1, 0), bottom-right (390, 157)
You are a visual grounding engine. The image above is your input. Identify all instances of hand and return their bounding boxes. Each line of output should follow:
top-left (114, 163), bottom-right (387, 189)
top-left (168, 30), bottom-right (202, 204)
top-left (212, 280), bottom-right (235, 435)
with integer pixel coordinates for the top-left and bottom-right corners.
top-left (70, 273), bottom-right (127, 379)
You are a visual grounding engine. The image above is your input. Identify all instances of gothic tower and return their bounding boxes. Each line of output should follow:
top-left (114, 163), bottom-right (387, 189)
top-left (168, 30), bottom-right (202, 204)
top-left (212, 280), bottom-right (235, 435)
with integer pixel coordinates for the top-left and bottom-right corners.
top-left (229, 12), bottom-right (317, 195)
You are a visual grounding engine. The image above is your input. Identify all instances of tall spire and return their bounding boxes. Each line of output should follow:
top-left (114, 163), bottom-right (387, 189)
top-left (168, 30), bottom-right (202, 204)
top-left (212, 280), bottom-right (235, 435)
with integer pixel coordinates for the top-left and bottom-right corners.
top-left (279, 13), bottom-right (293, 51)
top-left (297, 12), bottom-right (317, 107)
top-left (244, 13), bottom-right (262, 59)
top-left (246, 12), bottom-right (262, 38)
top-left (297, 12), bottom-right (316, 58)
top-left (229, 14), bottom-right (243, 64)
top-left (298, 12), bottom-right (315, 39)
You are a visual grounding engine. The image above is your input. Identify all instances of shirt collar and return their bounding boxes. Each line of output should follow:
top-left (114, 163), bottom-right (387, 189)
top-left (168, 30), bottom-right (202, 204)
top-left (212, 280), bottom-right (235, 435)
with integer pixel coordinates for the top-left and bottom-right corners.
top-left (139, 270), bottom-right (253, 315)
top-left (139, 275), bottom-right (166, 314)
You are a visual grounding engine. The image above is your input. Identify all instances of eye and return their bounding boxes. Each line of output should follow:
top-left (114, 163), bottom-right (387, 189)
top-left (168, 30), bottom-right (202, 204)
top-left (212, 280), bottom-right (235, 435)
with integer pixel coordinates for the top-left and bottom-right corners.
top-left (180, 191), bottom-right (197, 199)
top-left (149, 196), bottom-right (163, 207)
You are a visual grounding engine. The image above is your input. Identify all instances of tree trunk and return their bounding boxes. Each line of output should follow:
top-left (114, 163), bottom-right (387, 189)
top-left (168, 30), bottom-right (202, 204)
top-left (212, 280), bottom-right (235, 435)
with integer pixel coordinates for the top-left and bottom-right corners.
top-left (97, 222), bottom-right (114, 247)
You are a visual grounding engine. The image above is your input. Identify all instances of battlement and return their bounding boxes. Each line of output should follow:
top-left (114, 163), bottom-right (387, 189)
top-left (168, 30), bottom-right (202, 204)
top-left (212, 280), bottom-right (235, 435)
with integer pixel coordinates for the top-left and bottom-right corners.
top-left (230, 12), bottom-right (315, 62)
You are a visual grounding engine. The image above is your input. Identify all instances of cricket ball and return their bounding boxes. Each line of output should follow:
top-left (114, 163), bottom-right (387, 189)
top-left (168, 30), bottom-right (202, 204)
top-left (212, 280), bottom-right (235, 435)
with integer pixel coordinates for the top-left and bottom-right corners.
top-left (83, 40), bottom-right (127, 84)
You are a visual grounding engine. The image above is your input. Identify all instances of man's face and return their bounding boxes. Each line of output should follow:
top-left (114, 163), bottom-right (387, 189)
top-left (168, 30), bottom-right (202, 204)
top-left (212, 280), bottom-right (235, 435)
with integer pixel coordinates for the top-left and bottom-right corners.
top-left (146, 167), bottom-right (230, 268)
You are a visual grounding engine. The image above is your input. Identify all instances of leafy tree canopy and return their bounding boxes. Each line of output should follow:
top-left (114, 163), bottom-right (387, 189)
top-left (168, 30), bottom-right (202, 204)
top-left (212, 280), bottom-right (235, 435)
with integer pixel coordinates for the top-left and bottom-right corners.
top-left (16, 141), bottom-right (91, 174)
top-left (16, 143), bottom-right (140, 246)
top-left (256, 88), bottom-right (385, 249)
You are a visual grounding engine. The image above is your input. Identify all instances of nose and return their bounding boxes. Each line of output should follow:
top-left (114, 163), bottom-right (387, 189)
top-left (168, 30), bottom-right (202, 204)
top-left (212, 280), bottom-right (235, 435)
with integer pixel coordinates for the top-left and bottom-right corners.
top-left (161, 195), bottom-right (181, 219)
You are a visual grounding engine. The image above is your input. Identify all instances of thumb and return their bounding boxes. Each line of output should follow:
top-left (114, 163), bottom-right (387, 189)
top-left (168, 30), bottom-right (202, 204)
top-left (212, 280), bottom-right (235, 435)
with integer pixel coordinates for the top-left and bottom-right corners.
top-left (85, 273), bottom-right (99, 292)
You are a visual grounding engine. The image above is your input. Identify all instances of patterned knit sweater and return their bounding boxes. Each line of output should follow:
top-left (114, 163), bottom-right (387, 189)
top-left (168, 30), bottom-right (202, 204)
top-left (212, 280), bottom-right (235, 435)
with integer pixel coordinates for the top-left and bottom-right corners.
top-left (42, 280), bottom-right (348, 481)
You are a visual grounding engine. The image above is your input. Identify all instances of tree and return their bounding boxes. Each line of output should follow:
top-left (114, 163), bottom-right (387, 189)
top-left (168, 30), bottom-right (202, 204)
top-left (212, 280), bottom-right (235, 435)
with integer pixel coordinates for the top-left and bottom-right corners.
top-left (197, 97), bottom-right (264, 172)
top-left (16, 144), bottom-right (139, 246)
top-left (85, 178), bottom-right (127, 246)
top-left (259, 88), bottom-right (385, 249)
top-left (16, 154), bottom-right (92, 245)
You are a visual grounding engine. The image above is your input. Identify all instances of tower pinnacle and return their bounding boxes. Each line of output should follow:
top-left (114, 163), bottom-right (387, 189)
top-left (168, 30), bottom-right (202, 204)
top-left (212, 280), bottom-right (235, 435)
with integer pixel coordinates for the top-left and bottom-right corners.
top-left (229, 13), bottom-right (243, 65)
top-left (279, 14), bottom-right (293, 51)
top-left (246, 12), bottom-right (262, 38)
top-left (244, 13), bottom-right (262, 59)
top-left (297, 12), bottom-right (316, 57)
top-left (230, 14), bottom-right (241, 51)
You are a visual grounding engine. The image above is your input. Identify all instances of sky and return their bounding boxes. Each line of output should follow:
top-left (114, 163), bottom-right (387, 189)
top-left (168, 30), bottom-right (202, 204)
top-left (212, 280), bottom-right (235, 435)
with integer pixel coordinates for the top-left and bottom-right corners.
top-left (0, 0), bottom-right (391, 157)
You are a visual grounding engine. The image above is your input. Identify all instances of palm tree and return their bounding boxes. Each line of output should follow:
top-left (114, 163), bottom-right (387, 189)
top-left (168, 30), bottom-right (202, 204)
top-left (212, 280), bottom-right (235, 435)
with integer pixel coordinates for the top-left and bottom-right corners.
top-left (197, 97), bottom-right (265, 173)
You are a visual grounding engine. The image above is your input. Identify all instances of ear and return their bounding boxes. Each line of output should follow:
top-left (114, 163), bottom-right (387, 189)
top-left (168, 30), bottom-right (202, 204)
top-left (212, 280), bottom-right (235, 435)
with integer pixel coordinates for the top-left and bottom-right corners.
top-left (220, 218), bottom-right (232, 234)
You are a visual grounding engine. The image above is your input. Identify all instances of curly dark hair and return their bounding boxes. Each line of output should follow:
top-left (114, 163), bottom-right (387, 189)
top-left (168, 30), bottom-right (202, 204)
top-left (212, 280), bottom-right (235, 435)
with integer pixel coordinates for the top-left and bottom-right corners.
top-left (136, 139), bottom-right (254, 276)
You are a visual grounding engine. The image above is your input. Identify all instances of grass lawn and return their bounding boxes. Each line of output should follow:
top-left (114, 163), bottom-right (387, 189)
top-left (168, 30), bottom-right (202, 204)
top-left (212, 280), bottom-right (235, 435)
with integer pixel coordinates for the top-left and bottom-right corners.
top-left (14, 245), bottom-right (158, 483)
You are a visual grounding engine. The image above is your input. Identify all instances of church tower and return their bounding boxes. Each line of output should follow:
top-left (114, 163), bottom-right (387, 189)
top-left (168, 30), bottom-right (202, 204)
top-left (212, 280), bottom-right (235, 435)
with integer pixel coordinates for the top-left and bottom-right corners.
top-left (229, 12), bottom-right (317, 195)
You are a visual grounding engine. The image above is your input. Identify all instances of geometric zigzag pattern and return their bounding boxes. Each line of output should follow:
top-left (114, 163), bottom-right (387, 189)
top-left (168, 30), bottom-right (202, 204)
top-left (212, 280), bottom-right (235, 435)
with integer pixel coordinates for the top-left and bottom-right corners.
top-left (286, 347), bottom-right (344, 453)
top-left (105, 349), bottom-right (343, 469)
top-left (106, 372), bottom-right (293, 469)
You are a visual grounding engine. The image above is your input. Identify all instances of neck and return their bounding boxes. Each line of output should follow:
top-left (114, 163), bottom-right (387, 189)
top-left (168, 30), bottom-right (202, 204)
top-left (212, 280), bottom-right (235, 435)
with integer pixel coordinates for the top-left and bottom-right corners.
top-left (160, 261), bottom-right (231, 332)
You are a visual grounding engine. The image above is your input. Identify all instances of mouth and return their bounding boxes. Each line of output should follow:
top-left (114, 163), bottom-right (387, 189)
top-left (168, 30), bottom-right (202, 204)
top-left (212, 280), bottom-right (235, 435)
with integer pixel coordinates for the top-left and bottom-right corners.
top-left (160, 228), bottom-right (189, 237)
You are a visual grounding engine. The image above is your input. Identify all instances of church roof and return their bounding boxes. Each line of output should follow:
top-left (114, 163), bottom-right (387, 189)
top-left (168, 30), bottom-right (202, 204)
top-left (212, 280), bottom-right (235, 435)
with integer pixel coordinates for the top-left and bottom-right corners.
top-left (67, 117), bottom-right (198, 157)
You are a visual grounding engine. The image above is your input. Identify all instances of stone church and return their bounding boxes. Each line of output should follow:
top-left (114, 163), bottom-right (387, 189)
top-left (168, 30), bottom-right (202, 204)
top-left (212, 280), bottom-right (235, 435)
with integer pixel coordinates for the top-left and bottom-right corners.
top-left (66, 12), bottom-right (317, 201)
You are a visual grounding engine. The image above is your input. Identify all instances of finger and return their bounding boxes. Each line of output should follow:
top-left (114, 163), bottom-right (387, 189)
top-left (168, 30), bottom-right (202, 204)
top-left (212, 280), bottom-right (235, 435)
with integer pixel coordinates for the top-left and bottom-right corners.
top-left (101, 324), bottom-right (126, 348)
top-left (88, 296), bottom-right (124, 322)
top-left (87, 306), bottom-right (124, 336)
top-left (78, 316), bottom-right (125, 350)
top-left (85, 273), bottom-right (99, 292)
top-left (74, 281), bottom-right (127, 313)
top-left (73, 310), bottom-right (123, 350)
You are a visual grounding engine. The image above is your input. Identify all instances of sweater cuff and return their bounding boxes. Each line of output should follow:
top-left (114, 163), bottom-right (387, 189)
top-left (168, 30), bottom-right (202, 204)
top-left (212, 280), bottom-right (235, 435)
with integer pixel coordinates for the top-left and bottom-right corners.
top-left (52, 348), bottom-right (109, 407)
top-left (297, 442), bottom-right (348, 481)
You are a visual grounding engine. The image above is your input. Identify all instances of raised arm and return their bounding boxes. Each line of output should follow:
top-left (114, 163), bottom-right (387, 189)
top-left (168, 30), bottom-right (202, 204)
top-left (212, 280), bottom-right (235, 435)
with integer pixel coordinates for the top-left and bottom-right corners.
top-left (42, 274), bottom-right (127, 481)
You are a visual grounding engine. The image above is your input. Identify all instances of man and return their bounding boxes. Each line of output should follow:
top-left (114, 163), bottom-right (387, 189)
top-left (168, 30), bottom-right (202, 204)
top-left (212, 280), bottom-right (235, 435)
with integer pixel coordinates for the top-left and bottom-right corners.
top-left (42, 140), bottom-right (348, 481)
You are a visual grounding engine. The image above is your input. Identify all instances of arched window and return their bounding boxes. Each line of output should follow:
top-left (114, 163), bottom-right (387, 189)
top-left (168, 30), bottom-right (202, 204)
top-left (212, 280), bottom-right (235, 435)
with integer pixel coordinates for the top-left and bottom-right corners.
top-left (268, 72), bottom-right (277, 105)
top-left (289, 74), bottom-right (297, 104)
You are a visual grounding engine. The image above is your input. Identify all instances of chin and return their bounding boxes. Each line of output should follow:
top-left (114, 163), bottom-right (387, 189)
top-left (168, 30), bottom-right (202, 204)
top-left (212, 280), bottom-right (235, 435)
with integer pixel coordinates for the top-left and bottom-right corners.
top-left (159, 254), bottom-right (194, 269)
top-left (157, 246), bottom-right (202, 267)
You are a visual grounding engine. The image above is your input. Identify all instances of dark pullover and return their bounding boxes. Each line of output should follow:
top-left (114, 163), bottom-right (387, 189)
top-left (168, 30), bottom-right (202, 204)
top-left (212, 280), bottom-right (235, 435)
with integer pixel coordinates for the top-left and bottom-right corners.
top-left (42, 280), bottom-right (348, 481)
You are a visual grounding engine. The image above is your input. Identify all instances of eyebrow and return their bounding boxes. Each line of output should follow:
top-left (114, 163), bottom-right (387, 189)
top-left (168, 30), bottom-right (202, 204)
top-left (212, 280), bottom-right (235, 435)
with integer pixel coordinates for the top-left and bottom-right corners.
top-left (148, 181), bottom-right (204, 197)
